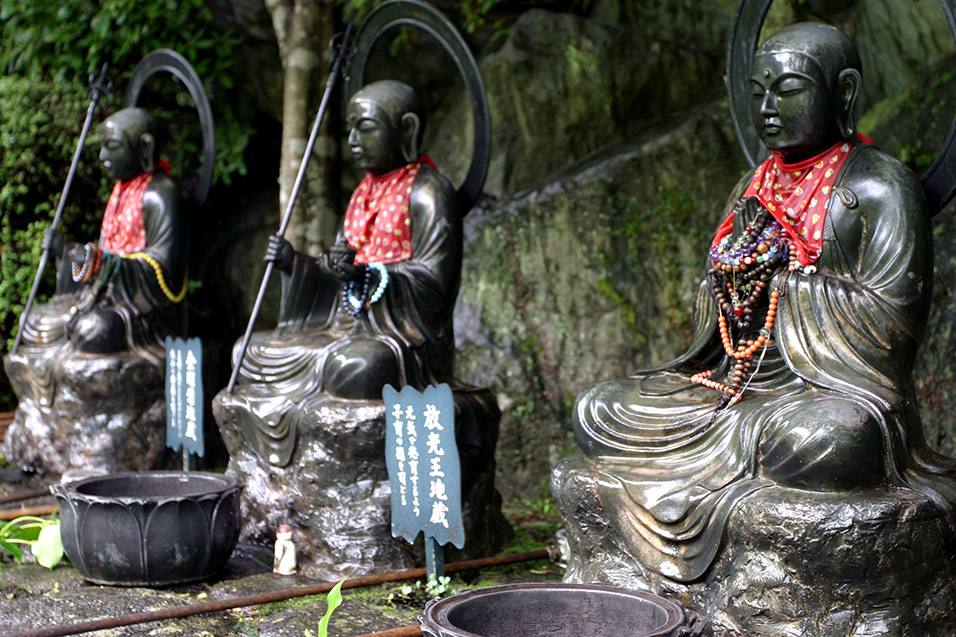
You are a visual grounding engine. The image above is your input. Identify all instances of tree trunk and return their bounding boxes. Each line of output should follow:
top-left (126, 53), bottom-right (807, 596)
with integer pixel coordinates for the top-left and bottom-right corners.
top-left (267, 0), bottom-right (340, 253)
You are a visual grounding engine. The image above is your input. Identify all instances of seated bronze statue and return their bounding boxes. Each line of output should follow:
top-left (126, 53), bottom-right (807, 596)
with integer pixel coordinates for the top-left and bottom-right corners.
top-left (3, 107), bottom-right (187, 471)
top-left (10, 107), bottom-right (186, 358)
top-left (554, 22), bottom-right (956, 582)
top-left (216, 80), bottom-right (494, 467)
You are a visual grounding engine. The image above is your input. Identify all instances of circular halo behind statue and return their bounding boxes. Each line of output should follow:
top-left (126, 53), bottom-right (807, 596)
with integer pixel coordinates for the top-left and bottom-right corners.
top-left (124, 48), bottom-right (216, 212)
top-left (345, 0), bottom-right (491, 213)
top-left (726, 0), bottom-right (956, 215)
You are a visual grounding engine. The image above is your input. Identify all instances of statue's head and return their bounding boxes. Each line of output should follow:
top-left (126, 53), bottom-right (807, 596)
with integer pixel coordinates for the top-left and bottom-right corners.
top-left (99, 107), bottom-right (163, 181)
top-left (346, 80), bottom-right (425, 175)
top-left (750, 23), bottom-right (862, 162)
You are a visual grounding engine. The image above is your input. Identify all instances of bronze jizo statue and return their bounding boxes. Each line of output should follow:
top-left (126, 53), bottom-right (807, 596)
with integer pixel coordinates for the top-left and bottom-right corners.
top-left (213, 79), bottom-right (507, 577)
top-left (217, 80), bottom-right (470, 466)
top-left (553, 21), bottom-right (956, 588)
top-left (3, 106), bottom-right (187, 472)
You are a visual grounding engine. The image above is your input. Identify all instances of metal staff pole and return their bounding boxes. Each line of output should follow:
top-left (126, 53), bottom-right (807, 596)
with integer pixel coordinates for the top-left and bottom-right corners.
top-left (12, 63), bottom-right (110, 353)
top-left (226, 27), bottom-right (354, 394)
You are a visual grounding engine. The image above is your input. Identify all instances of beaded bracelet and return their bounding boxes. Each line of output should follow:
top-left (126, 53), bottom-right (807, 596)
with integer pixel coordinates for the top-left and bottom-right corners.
top-left (71, 242), bottom-right (102, 284)
top-left (344, 263), bottom-right (389, 316)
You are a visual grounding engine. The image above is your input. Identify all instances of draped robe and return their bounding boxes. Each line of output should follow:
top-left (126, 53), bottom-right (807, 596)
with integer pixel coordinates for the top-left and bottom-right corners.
top-left (565, 144), bottom-right (956, 581)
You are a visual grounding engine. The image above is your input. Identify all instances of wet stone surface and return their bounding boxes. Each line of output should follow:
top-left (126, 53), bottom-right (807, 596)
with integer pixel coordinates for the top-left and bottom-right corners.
top-left (1, 475), bottom-right (564, 636)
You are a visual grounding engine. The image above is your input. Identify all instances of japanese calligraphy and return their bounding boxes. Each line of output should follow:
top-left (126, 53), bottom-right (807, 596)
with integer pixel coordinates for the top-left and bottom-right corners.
top-left (164, 337), bottom-right (204, 457)
top-left (384, 384), bottom-right (464, 549)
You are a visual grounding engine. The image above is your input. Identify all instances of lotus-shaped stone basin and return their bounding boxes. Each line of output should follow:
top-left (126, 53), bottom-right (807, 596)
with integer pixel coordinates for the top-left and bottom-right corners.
top-left (54, 471), bottom-right (242, 587)
top-left (421, 582), bottom-right (695, 637)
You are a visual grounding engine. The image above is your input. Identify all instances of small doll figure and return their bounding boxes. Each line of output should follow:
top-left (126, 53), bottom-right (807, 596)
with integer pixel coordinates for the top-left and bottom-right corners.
top-left (273, 524), bottom-right (296, 575)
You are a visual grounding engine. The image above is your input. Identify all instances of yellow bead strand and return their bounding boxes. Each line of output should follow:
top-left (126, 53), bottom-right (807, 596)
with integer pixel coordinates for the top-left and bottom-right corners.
top-left (120, 251), bottom-right (188, 303)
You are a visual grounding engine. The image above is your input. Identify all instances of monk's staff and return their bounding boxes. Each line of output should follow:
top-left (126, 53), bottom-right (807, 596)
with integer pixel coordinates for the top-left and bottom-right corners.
top-left (227, 25), bottom-right (355, 393)
top-left (12, 63), bottom-right (110, 353)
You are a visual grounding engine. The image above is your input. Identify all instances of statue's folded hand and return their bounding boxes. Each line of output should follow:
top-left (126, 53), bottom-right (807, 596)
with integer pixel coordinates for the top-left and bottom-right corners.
top-left (326, 245), bottom-right (363, 282)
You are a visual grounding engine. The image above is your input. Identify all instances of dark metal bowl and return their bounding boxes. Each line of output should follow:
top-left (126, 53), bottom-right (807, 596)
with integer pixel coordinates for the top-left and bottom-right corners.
top-left (420, 582), bottom-right (696, 637)
top-left (54, 471), bottom-right (242, 587)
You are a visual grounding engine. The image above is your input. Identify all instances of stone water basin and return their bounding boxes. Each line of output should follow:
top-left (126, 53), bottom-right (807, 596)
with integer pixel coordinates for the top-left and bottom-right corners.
top-left (54, 471), bottom-right (242, 586)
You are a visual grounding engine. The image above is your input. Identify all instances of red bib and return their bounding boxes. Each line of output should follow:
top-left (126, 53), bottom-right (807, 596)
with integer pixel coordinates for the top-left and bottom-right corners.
top-left (712, 139), bottom-right (866, 266)
top-left (344, 156), bottom-right (436, 265)
top-left (99, 162), bottom-right (170, 254)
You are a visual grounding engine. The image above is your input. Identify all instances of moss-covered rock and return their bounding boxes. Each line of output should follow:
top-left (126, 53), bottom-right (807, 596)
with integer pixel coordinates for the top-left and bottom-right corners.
top-left (428, 6), bottom-right (735, 197)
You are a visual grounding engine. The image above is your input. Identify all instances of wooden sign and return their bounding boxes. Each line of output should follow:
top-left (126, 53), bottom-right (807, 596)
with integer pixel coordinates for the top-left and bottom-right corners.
top-left (165, 336), bottom-right (204, 458)
top-left (384, 384), bottom-right (463, 551)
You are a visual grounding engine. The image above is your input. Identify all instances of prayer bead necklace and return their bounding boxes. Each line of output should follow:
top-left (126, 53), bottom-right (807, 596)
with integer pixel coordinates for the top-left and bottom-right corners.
top-left (693, 205), bottom-right (798, 403)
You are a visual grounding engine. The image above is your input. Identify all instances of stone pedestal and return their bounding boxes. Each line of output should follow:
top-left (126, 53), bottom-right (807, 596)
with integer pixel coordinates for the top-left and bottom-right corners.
top-left (554, 458), bottom-right (956, 635)
top-left (214, 392), bottom-right (510, 580)
top-left (3, 346), bottom-right (168, 473)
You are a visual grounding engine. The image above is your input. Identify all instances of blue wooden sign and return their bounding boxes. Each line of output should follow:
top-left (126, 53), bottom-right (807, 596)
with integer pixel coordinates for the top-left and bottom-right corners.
top-left (383, 383), bottom-right (464, 550)
top-left (165, 336), bottom-right (204, 457)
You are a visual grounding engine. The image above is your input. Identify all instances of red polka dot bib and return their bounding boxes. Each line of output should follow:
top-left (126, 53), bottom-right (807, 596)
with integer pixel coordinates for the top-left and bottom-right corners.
top-left (99, 162), bottom-right (170, 254)
top-left (713, 139), bottom-right (865, 266)
top-left (344, 156), bottom-right (436, 265)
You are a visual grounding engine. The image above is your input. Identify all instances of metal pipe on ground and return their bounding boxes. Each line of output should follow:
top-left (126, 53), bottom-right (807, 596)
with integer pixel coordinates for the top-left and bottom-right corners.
top-left (354, 627), bottom-right (423, 637)
top-left (8, 549), bottom-right (554, 637)
top-left (0, 489), bottom-right (52, 506)
top-left (0, 504), bottom-right (58, 521)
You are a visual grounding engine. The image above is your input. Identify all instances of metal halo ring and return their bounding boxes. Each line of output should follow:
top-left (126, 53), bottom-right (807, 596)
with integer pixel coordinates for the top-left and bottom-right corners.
top-left (726, 0), bottom-right (956, 215)
top-left (124, 48), bottom-right (216, 211)
top-left (345, 0), bottom-right (491, 213)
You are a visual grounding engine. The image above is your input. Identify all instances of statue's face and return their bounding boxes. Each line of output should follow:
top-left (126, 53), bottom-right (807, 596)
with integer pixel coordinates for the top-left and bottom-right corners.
top-left (750, 52), bottom-right (842, 162)
top-left (346, 99), bottom-right (404, 175)
top-left (99, 120), bottom-right (140, 181)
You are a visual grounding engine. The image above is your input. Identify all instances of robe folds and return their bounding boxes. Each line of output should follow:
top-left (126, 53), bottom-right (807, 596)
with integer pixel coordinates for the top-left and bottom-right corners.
top-left (568, 143), bottom-right (956, 582)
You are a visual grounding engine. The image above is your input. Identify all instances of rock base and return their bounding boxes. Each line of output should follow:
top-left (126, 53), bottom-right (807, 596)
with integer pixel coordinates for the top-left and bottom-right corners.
top-left (554, 462), bottom-right (956, 636)
top-left (214, 392), bottom-right (510, 580)
top-left (3, 346), bottom-right (168, 473)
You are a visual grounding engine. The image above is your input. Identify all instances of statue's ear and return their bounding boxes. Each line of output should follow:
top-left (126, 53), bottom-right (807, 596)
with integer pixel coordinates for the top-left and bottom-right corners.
top-left (400, 113), bottom-right (421, 164)
top-left (837, 68), bottom-right (861, 140)
top-left (139, 132), bottom-right (156, 174)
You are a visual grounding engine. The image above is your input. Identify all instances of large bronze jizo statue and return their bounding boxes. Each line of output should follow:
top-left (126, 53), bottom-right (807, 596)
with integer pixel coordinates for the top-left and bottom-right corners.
top-left (213, 79), bottom-right (507, 576)
top-left (553, 22), bottom-right (956, 585)
top-left (215, 80), bottom-right (489, 466)
top-left (3, 107), bottom-right (187, 472)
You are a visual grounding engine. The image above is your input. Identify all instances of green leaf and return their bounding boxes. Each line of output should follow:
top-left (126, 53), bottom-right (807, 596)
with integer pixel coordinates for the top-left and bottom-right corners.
top-left (0, 539), bottom-right (23, 562)
top-left (32, 523), bottom-right (64, 569)
top-left (318, 578), bottom-right (346, 637)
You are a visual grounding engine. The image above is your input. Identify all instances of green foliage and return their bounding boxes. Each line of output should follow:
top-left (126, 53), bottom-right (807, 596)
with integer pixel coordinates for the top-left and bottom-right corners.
top-left (0, 516), bottom-right (64, 570)
top-left (339, 0), bottom-right (577, 36)
top-left (386, 575), bottom-right (453, 609)
top-left (318, 578), bottom-right (346, 637)
top-left (0, 0), bottom-right (255, 408)
top-left (0, 0), bottom-right (251, 185)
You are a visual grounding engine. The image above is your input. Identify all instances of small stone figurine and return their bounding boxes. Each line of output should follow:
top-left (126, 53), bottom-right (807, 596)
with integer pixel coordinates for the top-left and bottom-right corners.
top-left (273, 524), bottom-right (296, 575)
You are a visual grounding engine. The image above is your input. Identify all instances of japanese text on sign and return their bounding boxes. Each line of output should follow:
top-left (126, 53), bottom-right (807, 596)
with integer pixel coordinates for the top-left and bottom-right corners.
top-left (165, 336), bottom-right (204, 457)
top-left (384, 384), bottom-right (463, 549)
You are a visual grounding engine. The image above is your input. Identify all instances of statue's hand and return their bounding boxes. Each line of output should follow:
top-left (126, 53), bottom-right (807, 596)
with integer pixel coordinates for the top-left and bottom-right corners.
top-left (327, 245), bottom-right (364, 282)
top-left (265, 234), bottom-right (294, 272)
top-left (42, 228), bottom-right (64, 255)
